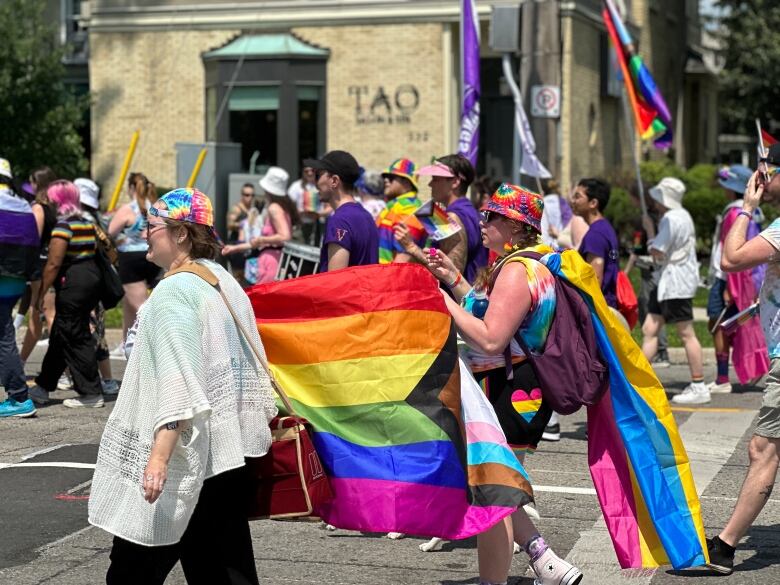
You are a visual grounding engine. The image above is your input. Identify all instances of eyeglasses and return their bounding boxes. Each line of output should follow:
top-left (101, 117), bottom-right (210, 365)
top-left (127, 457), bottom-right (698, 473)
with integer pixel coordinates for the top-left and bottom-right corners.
top-left (241, 192), bottom-right (254, 197)
top-left (146, 222), bottom-right (167, 240)
top-left (480, 210), bottom-right (501, 223)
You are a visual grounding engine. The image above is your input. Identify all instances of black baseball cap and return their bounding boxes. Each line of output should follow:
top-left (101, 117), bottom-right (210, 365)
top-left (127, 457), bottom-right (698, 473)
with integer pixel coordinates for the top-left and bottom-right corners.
top-left (761, 143), bottom-right (780, 166)
top-left (303, 150), bottom-right (361, 185)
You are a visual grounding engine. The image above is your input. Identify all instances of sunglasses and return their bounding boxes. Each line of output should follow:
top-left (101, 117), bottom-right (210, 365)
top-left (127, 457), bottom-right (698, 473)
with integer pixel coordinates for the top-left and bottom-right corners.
top-left (146, 221), bottom-right (167, 240)
top-left (241, 192), bottom-right (254, 197)
top-left (480, 210), bottom-right (501, 223)
top-left (315, 169), bottom-right (330, 181)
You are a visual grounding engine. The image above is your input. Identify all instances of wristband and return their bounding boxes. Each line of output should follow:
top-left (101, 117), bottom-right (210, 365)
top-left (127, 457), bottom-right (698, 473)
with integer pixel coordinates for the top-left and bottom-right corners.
top-left (447, 272), bottom-right (463, 288)
top-left (737, 210), bottom-right (752, 220)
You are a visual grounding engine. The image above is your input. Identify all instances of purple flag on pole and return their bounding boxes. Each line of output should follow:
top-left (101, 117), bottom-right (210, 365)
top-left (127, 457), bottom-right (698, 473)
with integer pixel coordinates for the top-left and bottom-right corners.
top-left (458, 0), bottom-right (480, 167)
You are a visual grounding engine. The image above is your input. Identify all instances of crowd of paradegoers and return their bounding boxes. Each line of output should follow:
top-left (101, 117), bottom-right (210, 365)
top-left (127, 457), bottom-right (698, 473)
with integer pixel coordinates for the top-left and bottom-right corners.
top-left (3, 144), bottom-right (780, 584)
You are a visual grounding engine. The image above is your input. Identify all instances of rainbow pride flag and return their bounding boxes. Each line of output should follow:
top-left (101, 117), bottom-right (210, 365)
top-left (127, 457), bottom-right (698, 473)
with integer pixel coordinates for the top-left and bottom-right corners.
top-left (538, 248), bottom-right (707, 569)
top-left (603, 0), bottom-right (672, 149)
top-left (248, 264), bottom-right (533, 539)
top-left (376, 194), bottom-right (428, 264)
top-left (414, 200), bottom-right (462, 241)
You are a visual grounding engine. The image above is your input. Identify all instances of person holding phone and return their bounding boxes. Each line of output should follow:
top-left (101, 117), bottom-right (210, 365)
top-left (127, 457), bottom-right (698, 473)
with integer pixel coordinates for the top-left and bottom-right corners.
top-left (709, 148), bottom-right (780, 574)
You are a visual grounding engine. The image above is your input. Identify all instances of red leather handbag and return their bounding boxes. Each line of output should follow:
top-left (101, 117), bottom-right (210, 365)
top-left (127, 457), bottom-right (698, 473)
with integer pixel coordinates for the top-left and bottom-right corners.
top-left (245, 415), bottom-right (332, 519)
top-left (166, 262), bottom-right (333, 520)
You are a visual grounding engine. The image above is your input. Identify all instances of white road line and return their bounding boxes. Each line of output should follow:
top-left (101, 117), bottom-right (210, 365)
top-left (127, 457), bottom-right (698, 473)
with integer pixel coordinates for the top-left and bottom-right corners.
top-left (560, 409), bottom-right (756, 584)
top-left (0, 462), bottom-right (95, 470)
top-left (534, 485), bottom-right (596, 496)
top-left (21, 444), bottom-right (74, 461)
top-left (35, 525), bottom-right (95, 554)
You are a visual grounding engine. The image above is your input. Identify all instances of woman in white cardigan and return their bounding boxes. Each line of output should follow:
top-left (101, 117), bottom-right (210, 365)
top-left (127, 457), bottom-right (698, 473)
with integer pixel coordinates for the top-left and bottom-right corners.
top-left (89, 188), bottom-right (277, 585)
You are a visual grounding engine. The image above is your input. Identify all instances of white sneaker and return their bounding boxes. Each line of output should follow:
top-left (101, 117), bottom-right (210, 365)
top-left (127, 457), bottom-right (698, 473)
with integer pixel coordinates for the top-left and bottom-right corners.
top-left (63, 395), bottom-right (104, 408)
top-left (109, 343), bottom-right (126, 360)
top-left (28, 384), bottom-right (50, 405)
top-left (672, 382), bottom-right (711, 405)
top-left (36, 337), bottom-right (49, 347)
top-left (101, 379), bottom-right (120, 395)
top-left (57, 373), bottom-right (73, 391)
top-left (530, 547), bottom-right (583, 585)
top-left (708, 381), bottom-right (733, 394)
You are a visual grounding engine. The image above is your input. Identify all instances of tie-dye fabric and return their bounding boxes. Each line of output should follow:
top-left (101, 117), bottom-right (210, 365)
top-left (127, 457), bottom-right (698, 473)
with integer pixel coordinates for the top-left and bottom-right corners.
top-left (460, 245), bottom-right (557, 372)
top-left (151, 188), bottom-right (214, 227)
top-left (376, 192), bottom-right (427, 264)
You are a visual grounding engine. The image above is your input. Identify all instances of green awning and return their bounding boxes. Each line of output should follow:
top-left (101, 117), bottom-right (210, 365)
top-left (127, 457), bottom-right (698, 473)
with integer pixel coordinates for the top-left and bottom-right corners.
top-left (203, 34), bottom-right (329, 60)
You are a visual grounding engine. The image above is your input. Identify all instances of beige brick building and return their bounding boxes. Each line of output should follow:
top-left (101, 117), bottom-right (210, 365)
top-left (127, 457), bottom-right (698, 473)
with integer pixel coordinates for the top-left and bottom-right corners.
top-left (83, 0), bottom-right (715, 202)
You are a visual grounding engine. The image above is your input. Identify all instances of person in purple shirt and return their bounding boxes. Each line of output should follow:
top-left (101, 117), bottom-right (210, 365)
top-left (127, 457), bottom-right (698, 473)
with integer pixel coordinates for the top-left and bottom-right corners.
top-left (394, 154), bottom-right (487, 284)
top-left (571, 177), bottom-right (620, 308)
top-left (304, 151), bottom-right (378, 272)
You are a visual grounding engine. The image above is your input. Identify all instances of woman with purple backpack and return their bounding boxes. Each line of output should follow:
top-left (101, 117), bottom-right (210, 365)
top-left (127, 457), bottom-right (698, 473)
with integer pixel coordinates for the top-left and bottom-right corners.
top-left (425, 183), bottom-right (583, 585)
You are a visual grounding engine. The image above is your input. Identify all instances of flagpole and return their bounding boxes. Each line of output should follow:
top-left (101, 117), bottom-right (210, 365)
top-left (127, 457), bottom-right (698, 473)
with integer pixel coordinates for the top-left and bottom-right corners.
top-left (620, 87), bottom-right (648, 218)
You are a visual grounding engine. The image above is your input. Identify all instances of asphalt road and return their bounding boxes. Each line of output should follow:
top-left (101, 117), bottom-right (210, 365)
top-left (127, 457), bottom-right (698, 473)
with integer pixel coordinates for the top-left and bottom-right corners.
top-left (1, 340), bottom-right (778, 584)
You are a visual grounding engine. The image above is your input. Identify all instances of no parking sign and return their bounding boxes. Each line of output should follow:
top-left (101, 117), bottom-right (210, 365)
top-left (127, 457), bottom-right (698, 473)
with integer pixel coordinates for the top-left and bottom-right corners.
top-left (531, 85), bottom-right (560, 118)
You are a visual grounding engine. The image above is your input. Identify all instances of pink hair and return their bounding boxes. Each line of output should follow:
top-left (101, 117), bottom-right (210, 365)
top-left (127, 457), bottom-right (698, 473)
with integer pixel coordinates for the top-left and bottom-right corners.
top-left (47, 180), bottom-right (81, 217)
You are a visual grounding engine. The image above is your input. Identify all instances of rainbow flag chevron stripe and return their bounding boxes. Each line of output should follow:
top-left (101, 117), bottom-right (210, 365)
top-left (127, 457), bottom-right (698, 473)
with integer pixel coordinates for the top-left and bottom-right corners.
top-left (537, 247), bottom-right (707, 569)
top-left (602, 0), bottom-right (673, 149)
top-left (415, 199), bottom-right (462, 241)
top-left (248, 264), bottom-right (532, 539)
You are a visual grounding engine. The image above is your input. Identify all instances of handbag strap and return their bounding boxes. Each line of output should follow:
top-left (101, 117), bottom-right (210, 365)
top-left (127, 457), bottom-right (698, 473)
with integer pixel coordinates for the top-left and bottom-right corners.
top-left (164, 261), bottom-right (296, 415)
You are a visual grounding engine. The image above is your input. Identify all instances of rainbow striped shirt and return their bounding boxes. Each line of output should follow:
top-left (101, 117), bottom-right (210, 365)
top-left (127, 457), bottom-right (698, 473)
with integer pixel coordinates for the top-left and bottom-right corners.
top-left (51, 217), bottom-right (97, 263)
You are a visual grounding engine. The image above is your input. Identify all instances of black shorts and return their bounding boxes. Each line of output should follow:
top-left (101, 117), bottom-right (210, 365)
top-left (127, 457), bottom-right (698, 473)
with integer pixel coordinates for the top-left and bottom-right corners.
top-left (475, 360), bottom-right (553, 453)
top-left (647, 286), bottom-right (693, 324)
top-left (117, 251), bottom-right (161, 287)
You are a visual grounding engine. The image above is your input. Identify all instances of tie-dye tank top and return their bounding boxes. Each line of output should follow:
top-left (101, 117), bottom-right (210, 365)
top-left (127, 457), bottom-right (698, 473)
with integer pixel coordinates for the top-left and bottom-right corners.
top-left (460, 248), bottom-right (556, 373)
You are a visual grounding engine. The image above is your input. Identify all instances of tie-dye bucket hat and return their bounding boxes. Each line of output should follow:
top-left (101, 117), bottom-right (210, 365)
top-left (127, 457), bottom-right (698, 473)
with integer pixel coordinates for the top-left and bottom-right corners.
top-left (481, 183), bottom-right (544, 233)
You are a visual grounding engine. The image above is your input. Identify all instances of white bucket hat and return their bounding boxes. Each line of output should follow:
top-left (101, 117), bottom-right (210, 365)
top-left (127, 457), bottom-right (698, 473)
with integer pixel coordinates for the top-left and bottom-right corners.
top-left (259, 166), bottom-right (290, 197)
top-left (0, 158), bottom-right (12, 180)
top-left (75, 178), bottom-right (100, 209)
top-left (649, 177), bottom-right (685, 210)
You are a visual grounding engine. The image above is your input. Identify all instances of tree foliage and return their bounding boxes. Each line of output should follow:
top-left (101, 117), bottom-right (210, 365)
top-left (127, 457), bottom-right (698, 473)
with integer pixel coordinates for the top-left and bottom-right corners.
top-left (716, 0), bottom-right (780, 134)
top-left (0, 0), bottom-right (88, 181)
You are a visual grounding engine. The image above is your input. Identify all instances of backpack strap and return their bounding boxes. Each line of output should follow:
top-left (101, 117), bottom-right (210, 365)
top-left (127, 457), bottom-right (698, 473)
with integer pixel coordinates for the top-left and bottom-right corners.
top-left (489, 250), bottom-right (547, 380)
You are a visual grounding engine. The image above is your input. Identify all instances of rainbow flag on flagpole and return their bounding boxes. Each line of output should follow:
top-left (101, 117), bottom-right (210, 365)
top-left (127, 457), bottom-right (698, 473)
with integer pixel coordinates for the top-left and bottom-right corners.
top-left (248, 264), bottom-right (533, 539)
top-left (603, 0), bottom-right (673, 149)
top-left (414, 200), bottom-right (462, 241)
top-left (540, 248), bottom-right (707, 569)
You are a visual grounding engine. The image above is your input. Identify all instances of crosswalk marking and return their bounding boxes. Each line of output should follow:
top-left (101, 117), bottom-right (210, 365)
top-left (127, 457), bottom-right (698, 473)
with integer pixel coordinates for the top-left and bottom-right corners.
top-left (560, 409), bottom-right (756, 583)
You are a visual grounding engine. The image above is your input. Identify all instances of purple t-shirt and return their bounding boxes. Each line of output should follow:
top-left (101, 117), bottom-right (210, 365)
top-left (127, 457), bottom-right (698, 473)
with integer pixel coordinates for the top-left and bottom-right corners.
top-left (319, 201), bottom-right (379, 272)
top-left (578, 218), bottom-right (619, 308)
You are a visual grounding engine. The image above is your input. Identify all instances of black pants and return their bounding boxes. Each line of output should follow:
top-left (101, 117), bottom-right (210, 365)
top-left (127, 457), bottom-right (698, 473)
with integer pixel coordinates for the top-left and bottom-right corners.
top-left (36, 260), bottom-right (102, 395)
top-left (106, 466), bottom-right (259, 585)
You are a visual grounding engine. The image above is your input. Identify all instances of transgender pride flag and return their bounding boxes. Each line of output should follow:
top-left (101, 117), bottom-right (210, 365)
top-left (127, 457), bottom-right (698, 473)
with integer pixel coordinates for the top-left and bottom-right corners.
top-left (458, 0), bottom-right (480, 166)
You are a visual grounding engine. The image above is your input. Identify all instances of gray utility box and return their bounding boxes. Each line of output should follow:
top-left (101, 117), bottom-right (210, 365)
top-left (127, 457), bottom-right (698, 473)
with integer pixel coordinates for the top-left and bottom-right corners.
top-left (175, 142), bottom-right (242, 243)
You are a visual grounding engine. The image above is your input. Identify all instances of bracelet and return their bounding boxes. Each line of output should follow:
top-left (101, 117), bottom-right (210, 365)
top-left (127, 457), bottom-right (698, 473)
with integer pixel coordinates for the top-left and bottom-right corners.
top-left (738, 210), bottom-right (752, 220)
top-left (447, 272), bottom-right (463, 288)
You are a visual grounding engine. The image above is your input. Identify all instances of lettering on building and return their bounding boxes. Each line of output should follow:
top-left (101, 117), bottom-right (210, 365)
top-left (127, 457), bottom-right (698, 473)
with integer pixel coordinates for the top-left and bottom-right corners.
top-left (348, 84), bottom-right (420, 125)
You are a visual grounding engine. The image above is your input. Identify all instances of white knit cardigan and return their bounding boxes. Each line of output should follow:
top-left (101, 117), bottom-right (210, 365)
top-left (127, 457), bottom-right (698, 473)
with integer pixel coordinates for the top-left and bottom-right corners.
top-left (89, 260), bottom-right (277, 546)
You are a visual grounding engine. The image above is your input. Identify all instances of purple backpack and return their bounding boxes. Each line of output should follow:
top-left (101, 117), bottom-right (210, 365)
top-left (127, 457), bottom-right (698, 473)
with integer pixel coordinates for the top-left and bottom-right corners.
top-left (496, 251), bottom-right (609, 415)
